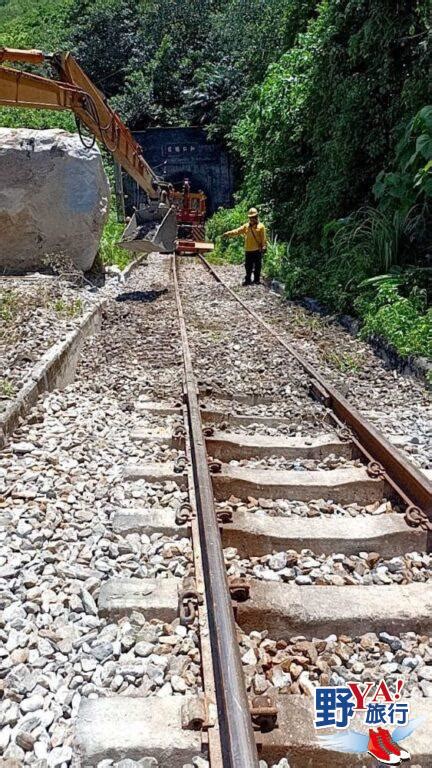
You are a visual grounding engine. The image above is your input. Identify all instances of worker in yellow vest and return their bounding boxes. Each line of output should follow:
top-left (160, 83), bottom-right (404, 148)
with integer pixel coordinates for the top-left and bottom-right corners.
top-left (223, 207), bottom-right (267, 286)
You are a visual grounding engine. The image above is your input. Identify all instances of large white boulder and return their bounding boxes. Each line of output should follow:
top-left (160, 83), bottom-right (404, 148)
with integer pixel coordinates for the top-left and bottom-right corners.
top-left (0, 128), bottom-right (110, 273)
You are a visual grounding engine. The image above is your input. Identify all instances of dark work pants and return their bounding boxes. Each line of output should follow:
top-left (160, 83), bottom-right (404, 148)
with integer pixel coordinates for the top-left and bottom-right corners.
top-left (245, 250), bottom-right (262, 284)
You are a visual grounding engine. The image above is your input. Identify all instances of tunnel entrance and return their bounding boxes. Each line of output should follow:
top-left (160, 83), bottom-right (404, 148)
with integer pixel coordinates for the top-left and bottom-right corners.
top-left (122, 127), bottom-right (234, 217)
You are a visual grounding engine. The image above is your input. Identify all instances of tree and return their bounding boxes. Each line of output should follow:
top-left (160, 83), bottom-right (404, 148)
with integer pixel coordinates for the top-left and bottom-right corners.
top-left (66, 0), bottom-right (140, 97)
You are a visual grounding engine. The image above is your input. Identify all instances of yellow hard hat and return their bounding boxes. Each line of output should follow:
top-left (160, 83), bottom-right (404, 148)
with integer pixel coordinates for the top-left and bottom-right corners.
top-left (248, 207), bottom-right (259, 217)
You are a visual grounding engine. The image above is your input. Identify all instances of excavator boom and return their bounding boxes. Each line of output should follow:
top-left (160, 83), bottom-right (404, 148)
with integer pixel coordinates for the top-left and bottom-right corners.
top-left (0, 47), bottom-right (161, 199)
top-left (0, 47), bottom-right (211, 257)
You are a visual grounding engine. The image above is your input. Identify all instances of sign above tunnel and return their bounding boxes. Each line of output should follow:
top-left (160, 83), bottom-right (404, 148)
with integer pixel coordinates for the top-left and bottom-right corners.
top-left (122, 127), bottom-right (234, 216)
top-left (164, 143), bottom-right (197, 156)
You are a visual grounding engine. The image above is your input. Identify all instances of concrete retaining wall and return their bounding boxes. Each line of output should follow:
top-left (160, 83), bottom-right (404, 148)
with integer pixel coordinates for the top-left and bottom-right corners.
top-left (0, 300), bottom-right (106, 447)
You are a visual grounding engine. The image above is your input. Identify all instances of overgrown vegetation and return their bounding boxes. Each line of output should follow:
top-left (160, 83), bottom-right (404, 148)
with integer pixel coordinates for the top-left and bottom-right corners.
top-left (52, 297), bottom-right (83, 317)
top-left (0, 290), bottom-right (18, 322)
top-left (99, 208), bottom-right (130, 269)
top-left (0, 379), bottom-right (15, 399)
top-left (209, 1), bottom-right (432, 360)
top-left (1, 0), bottom-right (431, 356)
top-left (358, 283), bottom-right (432, 359)
top-left (0, 0), bottom-right (75, 131)
top-left (322, 350), bottom-right (365, 374)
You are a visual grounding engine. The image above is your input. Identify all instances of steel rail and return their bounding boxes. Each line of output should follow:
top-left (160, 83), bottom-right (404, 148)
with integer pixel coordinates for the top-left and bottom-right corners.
top-left (172, 255), bottom-right (260, 768)
top-left (198, 254), bottom-right (432, 520)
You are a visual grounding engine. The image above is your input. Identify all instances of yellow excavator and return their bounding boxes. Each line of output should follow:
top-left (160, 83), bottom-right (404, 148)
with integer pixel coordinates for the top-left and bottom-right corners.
top-left (0, 47), bottom-right (200, 254)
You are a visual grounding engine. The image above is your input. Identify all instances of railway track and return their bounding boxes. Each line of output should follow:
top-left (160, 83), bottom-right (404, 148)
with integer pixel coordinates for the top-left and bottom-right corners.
top-left (1, 254), bottom-right (431, 768)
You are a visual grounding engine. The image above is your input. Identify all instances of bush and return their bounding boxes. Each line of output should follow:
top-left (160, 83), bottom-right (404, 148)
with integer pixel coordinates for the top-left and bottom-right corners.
top-left (99, 207), bottom-right (130, 270)
top-left (206, 203), bottom-right (249, 264)
top-left (264, 237), bottom-right (286, 281)
top-left (241, 101), bottom-right (432, 321)
top-left (357, 283), bottom-right (432, 359)
top-left (233, 1), bottom-right (430, 253)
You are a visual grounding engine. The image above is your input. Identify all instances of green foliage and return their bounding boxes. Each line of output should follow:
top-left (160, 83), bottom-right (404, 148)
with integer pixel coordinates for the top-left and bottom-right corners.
top-left (0, 107), bottom-right (75, 131)
top-left (0, 0), bottom-right (73, 49)
top-left (99, 207), bottom-right (130, 269)
top-left (322, 350), bottom-right (365, 374)
top-left (374, 106), bottom-right (432, 213)
top-left (0, 379), bottom-right (15, 399)
top-left (0, 0), bottom-right (315, 132)
top-left (358, 283), bottom-right (432, 359)
top-left (110, 30), bottom-right (187, 128)
top-left (264, 238), bottom-right (286, 281)
top-left (66, 0), bottom-right (224, 128)
top-left (359, 266), bottom-right (432, 300)
top-left (0, 290), bottom-right (17, 322)
top-left (52, 297), bottom-right (83, 317)
top-left (66, 0), bottom-right (140, 98)
top-left (0, 0), bottom-right (75, 130)
top-left (313, 101), bottom-right (432, 312)
top-left (187, 0), bottom-right (316, 136)
top-left (227, 0), bottom-right (431, 360)
top-left (206, 203), bottom-right (249, 263)
top-left (233, 1), bottom-right (430, 245)
top-left (295, 101), bottom-right (432, 314)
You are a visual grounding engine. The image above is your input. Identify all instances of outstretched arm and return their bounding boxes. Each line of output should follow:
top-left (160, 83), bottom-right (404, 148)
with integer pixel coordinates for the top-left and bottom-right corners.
top-left (223, 224), bottom-right (247, 238)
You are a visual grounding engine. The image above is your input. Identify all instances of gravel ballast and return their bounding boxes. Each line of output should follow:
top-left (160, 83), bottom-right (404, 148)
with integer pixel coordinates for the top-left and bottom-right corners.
top-left (0, 257), bottom-right (203, 766)
top-left (206, 262), bottom-right (431, 470)
top-left (1, 255), bottom-right (430, 766)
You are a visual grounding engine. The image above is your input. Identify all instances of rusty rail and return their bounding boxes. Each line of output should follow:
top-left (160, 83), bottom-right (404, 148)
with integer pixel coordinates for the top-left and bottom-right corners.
top-left (198, 254), bottom-right (432, 526)
top-left (172, 256), bottom-right (259, 768)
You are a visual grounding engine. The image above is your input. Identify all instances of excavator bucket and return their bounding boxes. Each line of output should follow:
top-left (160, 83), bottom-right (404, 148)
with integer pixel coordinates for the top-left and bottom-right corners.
top-left (118, 204), bottom-right (177, 254)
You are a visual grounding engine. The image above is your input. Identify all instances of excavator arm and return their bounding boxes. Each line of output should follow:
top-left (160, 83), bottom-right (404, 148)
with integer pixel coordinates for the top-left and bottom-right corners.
top-left (0, 47), bottom-right (211, 256)
top-left (0, 47), bottom-right (162, 199)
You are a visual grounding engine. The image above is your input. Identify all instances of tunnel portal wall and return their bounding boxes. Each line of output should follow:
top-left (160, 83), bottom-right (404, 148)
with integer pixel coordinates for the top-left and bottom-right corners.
top-left (123, 127), bottom-right (234, 216)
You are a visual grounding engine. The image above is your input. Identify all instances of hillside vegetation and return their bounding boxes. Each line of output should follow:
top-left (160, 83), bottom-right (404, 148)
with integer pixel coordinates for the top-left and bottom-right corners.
top-left (208, 1), bottom-right (432, 360)
top-left (0, 0), bottom-right (431, 357)
top-left (0, 0), bottom-right (75, 129)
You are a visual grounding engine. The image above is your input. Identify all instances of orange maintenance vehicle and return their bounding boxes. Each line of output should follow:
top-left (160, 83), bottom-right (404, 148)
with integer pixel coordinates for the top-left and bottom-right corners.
top-left (0, 47), bottom-right (213, 255)
top-left (172, 179), bottom-right (211, 255)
